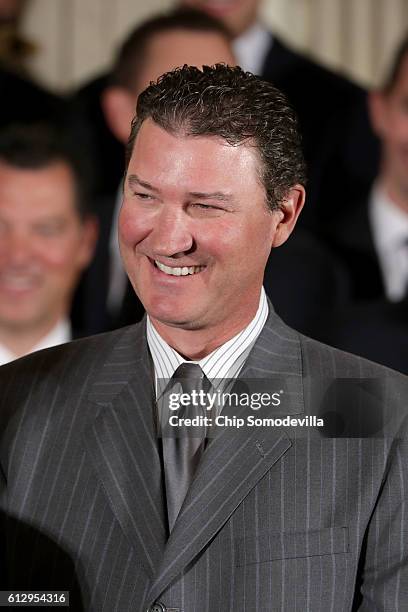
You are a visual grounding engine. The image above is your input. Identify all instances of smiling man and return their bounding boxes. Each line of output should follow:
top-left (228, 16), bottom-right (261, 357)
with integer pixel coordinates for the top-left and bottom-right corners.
top-left (0, 124), bottom-right (97, 363)
top-left (78, 7), bottom-right (236, 332)
top-left (0, 66), bottom-right (407, 611)
top-left (120, 117), bottom-right (302, 354)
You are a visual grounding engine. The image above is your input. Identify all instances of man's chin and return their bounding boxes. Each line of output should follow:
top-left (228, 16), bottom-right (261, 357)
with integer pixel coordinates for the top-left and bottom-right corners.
top-left (148, 310), bottom-right (205, 331)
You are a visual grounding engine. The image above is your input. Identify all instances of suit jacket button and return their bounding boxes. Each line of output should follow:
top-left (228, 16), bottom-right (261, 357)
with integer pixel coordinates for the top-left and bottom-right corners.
top-left (148, 603), bottom-right (167, 612)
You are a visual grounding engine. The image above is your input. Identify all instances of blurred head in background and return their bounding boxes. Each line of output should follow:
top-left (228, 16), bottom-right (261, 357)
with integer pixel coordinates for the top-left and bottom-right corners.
top-left (0, 124), bottom-right (97, 360)
top-left (180, 0), bottom-right (261, 37)
top-left (102, 7), bottom-right (235, 146)
top-left (369, 34), bottom-right (408, 213)
top-left (0, 0), bottom-right (33, 72)
top-left (0, 0), bottom-right (26, 25)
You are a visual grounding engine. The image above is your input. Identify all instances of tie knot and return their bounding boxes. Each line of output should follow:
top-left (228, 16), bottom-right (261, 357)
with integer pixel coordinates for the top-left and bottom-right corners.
top-left (173, 362), bottom-right (204, 380)
top-left (172, 363), bottom-right (207, 397)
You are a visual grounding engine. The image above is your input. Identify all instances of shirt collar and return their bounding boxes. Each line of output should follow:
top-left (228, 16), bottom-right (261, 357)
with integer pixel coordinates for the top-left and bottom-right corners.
top-left (147, 287), bottom-right (269, 396)
top-left (233, 21), bottom-right (271, 75)
top-left (0, 318), bottom-right (72, 366)
top-left (369, 181), bottom-right (408, 253)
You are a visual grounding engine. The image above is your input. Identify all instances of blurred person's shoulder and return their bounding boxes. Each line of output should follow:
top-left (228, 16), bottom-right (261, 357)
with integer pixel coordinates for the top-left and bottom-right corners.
top-left (298, 329), bottom-right (407, 422)
top-left (299, 328), bottom-right (405, 379)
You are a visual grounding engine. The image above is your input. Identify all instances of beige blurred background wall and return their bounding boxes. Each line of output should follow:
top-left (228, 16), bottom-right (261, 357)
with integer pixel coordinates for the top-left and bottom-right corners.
top-left (21, 0), bottom-right (408, 92)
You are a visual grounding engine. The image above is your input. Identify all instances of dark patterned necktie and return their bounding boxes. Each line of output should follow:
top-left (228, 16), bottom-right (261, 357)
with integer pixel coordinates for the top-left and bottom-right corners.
top-left (162, 363), bottom-right (208, 531)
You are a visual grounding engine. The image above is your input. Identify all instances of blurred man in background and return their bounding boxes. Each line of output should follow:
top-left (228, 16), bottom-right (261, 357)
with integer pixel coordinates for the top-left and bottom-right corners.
top-left (0, 0), bottom-right (31, 73)
top-left (0, 124), bottom-right (97, 364)
top-left (328, 34), bottom-right (408, 302)
top-left (79, 8), bottom-right (235, 334)
top-left (322, 34), bottom-right (408, 373)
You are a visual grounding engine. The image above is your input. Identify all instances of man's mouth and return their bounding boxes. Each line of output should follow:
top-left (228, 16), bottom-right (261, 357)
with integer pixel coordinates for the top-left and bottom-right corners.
top-left (0, 273), bottom-right (38, 291)
top-left (154, 260), bottom-right (205, 277)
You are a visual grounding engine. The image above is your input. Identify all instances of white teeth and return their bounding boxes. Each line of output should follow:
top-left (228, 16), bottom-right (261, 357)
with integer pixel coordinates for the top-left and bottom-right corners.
top-left (0, 276), bottom-right (35, 290)
top-left (155, 261), bottom-right (204, 276)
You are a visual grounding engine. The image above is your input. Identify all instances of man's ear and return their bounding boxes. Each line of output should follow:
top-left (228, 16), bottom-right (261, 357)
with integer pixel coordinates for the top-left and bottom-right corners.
top-left (101, 86), bottom-right (136, 144)
top-left (368, 90), bottom-right (388, 138)
top-left (76, 216), bottom-right (99, 270)
top-left (271, 184), bottom-right (306, 248)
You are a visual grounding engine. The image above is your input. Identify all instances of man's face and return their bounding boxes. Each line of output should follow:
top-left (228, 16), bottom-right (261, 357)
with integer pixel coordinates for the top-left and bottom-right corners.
top-left (0, 161), bottom-right (95, 333)
top-left (371, 54), bottom-right (408, 200)
top-left (119, 119), bottom-right (282, 337)
top-left (181, 0), bottom-right (261, 36)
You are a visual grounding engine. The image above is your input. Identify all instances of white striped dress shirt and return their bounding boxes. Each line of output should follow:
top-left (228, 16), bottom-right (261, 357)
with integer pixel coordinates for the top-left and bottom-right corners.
top-left (147, 287), bottom-right (268, 397)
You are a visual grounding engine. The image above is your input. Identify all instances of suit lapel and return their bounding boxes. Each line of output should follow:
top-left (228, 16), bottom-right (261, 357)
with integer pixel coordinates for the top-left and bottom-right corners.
top-left (84, 321), bottom-right (167, 576)
top-left (147, 306), bottom-right (303, 603)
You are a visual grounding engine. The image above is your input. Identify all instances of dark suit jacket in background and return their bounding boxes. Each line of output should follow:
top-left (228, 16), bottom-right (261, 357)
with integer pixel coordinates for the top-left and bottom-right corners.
top-left (0, 308), bottom-right (407, 611)
top-left (323, 297), bottom-right (408, 375)
top-left (323, 197), bottom-right (384, 301)
top-left (318, 197), bottom-right (408, 373)
top-left (70, 75), bottom-right (124, 199)
top-left (264, 228), bottom-right (350, 339)
top-left (72, 194), bottom-right (145, 336)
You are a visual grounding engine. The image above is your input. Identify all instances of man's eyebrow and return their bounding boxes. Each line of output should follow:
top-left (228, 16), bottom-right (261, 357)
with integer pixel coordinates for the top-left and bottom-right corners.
top-left (127, 176), bottom-right (233, 202)
top-left (127, 174), bottom-right (159, 192)
top-left (188, 191), bottom-right (233, 202)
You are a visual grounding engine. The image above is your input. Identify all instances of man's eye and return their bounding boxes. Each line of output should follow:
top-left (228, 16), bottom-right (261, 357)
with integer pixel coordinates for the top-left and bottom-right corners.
top-left (134, 192), bottom-right (153, 200)
top-left (190, 203), bottom-right (226, 218)
top-left (192, 203), bottom-right (220, 210)
top-left (35, 225), bottom-right (62, 236)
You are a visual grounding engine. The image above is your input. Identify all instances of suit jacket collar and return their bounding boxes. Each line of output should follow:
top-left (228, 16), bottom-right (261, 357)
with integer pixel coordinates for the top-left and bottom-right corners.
top-left (84, 305), bottom-right (303, 602)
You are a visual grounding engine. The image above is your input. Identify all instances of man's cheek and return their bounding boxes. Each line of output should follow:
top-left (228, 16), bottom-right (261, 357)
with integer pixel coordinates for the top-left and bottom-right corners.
top-left (39, 246), bottom-right (75, 270)
top-left (119, 205), bottom-right (152, 244)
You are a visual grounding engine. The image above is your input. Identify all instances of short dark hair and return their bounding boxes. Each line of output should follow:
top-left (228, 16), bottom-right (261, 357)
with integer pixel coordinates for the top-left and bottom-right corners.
top-left (126, 64), bottom-right (306, 211)
top-left (110, 7), bottom-right (231, 91)
top-left (383, 33), bottom-right (408, 92)
top-left (0, 123), bottom-right (91, 218)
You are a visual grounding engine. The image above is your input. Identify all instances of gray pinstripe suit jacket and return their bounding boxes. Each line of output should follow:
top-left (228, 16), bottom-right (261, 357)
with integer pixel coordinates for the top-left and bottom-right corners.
top-left (0, 307), bottom-right (407, 611)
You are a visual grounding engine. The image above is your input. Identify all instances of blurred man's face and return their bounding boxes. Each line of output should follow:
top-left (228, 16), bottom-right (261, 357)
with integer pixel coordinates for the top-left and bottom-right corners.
top-left (103, 28), bottom-right (235, 144)
top-left (371, 54), bottom-right (408, 204)
top-left (119, 119), bottom-right (284, 340)
top-left (181, 0), bottom-right (261, 36)
top-left (0, 162), bottom-right (95, 334)
top-left (137, 28), bottom-right (235, 92)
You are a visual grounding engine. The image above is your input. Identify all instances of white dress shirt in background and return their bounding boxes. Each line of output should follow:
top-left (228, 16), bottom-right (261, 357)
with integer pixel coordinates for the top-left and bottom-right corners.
top-left (0, 318), bottom-right (72, 366)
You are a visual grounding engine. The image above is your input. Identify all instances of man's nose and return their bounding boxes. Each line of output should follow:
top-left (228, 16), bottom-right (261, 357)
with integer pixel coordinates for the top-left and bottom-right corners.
top-left (150, 209), bottom-right (194, 257)
top-left (5, 232), bottom-right (33, 264)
